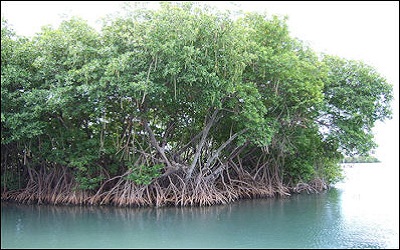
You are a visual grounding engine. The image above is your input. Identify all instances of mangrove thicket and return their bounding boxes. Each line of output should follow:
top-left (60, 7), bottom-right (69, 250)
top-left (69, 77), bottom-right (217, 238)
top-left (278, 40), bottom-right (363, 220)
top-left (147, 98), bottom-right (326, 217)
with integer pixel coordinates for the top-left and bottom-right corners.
top-left (1, 2), bottom-right (393, 206)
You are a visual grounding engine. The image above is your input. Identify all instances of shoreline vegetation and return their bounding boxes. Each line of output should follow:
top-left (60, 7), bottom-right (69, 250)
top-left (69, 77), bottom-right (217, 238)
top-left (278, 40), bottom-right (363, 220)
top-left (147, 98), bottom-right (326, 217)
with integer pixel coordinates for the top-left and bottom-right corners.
top-left (1, 2), bottom-right (393, 207)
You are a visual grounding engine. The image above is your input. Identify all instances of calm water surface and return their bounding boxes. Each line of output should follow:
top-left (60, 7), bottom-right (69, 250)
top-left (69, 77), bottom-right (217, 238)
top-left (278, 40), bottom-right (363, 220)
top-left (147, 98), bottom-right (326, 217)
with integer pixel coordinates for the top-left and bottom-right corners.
top-left (1, 163), bottom-right (399, 249)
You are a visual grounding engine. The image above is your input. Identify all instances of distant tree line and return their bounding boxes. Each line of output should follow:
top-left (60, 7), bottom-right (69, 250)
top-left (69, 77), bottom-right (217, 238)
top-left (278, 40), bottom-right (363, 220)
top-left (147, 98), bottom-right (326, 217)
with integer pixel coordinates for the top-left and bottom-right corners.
top-left (343, 156), bottom-right (380, 163)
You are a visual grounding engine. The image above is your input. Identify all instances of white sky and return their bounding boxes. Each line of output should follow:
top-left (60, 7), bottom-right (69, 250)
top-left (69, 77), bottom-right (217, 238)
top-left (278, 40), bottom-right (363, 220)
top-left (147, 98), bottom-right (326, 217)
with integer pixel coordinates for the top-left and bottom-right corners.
top-left (1, 1), bottom-right (399, 165)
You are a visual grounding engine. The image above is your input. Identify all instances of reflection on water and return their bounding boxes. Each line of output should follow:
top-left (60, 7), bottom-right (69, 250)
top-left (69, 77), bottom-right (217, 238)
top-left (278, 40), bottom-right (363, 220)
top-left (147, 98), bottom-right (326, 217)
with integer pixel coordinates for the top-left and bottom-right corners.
top-left (1, 163), bottom-right (399, 249)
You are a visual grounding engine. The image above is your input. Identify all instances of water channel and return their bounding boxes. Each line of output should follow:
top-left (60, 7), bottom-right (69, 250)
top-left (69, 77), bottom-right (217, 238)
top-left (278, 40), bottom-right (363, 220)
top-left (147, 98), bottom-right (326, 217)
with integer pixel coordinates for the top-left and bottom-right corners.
top-left (1, 163), bottom-right (399, 248)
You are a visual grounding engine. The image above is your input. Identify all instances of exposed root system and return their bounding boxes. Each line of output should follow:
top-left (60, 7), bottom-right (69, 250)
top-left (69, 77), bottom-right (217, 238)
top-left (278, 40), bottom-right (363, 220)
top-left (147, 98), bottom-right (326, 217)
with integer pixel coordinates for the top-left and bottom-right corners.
top-left (1, 163), bottom-right (328, 207)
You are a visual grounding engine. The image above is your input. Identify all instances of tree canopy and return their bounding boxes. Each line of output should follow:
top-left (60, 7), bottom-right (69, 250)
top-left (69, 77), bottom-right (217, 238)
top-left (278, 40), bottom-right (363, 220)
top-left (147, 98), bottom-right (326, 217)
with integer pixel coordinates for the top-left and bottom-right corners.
top-left (1, 2), bottom-right (393, 206)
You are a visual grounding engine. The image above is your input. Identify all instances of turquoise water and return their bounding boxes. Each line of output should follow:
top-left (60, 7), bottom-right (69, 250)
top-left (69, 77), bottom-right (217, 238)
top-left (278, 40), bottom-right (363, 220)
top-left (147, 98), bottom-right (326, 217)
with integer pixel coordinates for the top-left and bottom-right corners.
top-left (1, 163), bottom-right (399, 249)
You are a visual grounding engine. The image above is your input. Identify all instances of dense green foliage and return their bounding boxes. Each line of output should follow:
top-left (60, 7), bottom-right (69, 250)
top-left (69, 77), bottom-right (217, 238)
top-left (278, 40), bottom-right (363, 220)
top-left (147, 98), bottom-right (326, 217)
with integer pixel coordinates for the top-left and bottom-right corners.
top-left (1, 3), bottom-right (393, 206)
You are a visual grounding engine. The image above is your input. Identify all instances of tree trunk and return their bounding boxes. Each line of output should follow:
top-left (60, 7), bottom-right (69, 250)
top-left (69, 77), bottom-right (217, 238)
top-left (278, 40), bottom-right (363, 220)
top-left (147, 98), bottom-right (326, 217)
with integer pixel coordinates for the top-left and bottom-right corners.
top-left (186, 109), bottom-right (219, 179)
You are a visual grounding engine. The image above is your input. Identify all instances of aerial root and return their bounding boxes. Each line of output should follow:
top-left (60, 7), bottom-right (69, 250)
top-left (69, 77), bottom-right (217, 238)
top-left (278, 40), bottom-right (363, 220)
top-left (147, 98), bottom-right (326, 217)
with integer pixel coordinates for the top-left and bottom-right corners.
top-left (2, 168), bottom-right (327, 207)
